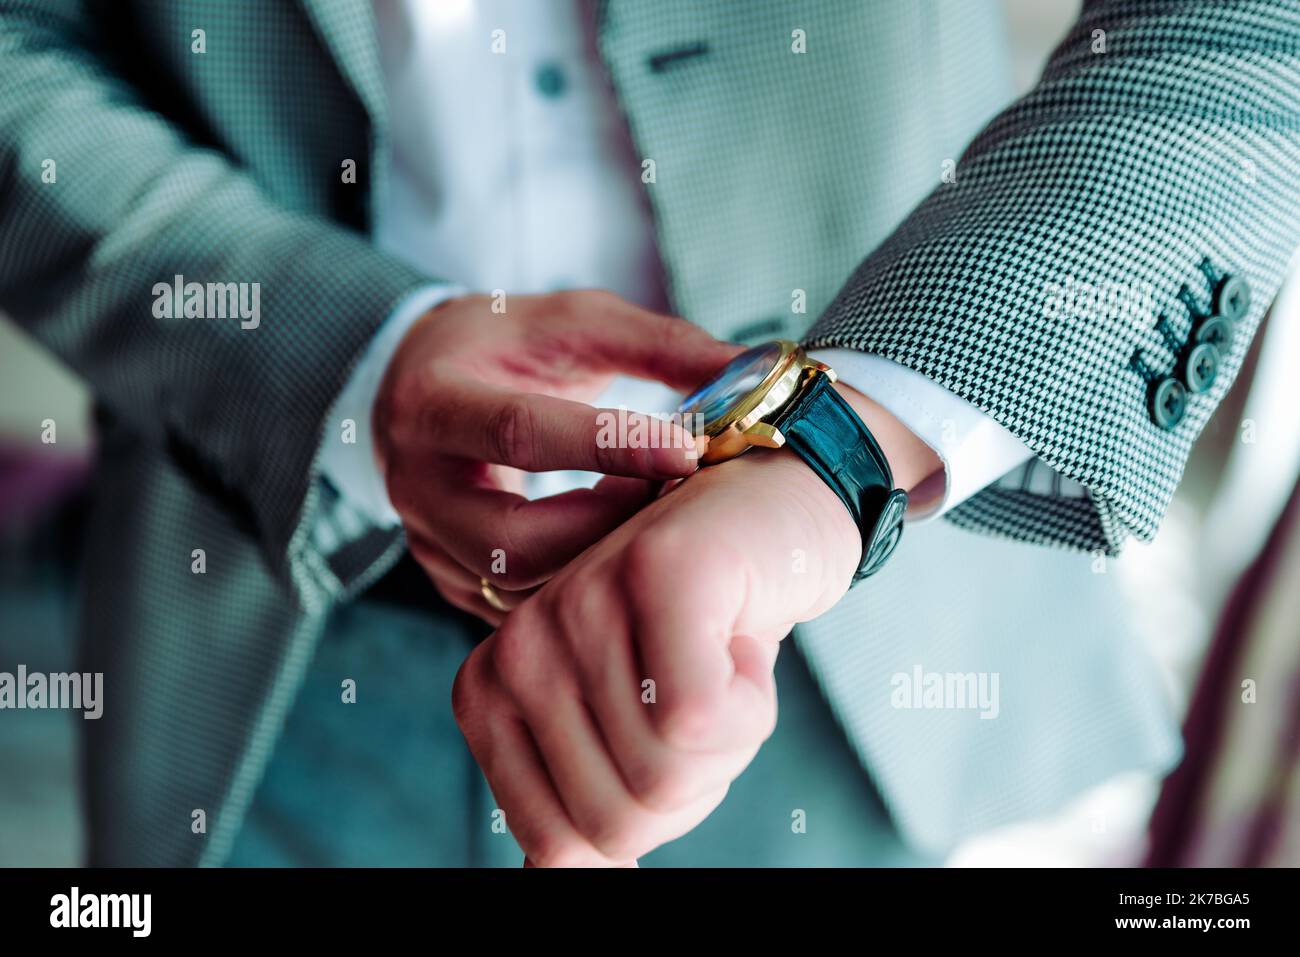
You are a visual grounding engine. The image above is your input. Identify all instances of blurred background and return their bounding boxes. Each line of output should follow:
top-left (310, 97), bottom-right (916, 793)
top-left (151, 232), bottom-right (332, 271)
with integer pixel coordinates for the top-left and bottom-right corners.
top-left (3, 0), bottom-right (1298, 867)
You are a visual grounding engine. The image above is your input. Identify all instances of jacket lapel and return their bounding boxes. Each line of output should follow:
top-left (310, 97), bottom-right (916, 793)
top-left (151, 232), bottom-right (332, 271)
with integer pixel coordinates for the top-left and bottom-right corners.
top-left (299, 0), bottom-right (388, 139)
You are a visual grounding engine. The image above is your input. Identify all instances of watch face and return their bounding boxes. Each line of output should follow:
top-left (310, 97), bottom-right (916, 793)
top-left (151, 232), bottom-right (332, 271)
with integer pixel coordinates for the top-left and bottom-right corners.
top-left (677, 341), bottom-right (783, 425)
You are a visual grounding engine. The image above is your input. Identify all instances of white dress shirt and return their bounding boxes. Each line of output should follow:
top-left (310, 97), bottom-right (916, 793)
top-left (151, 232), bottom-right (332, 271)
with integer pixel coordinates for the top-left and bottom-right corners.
top-left (321, 0), bottom-right (1034, 528)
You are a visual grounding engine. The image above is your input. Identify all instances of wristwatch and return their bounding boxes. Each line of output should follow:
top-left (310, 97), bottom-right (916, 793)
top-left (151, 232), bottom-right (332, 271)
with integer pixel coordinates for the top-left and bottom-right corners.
top-left (676, 339), bottom-right (907, 582)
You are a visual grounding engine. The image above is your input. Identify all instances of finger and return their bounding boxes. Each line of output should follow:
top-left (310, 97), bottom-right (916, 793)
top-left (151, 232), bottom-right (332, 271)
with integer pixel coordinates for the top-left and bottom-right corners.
top-left (455, 648), bottom-right (616, 866)
top-left (590, 472), bottom-right (665, 505)
top-left (726, 633), bottom-right (781, 726)
top-left (430, 475), bottom-right (661, 589)
top-left (537, 294), bottom-right (744, 390)
top-left (399, 384), bottom-right (706, 478)
top-left (479, 712), bottom-right (625, 868)
top-left (550, 584), bottom-right (762, 811)
top-left (407, 533), bottom-right (538, 607)
top-left (438, 582), bottom-right (507, 628)
top-left (406, 533), bottom-right (533, 624)
top-left (387, 457), bottom-right (522, 545)
top-left (406, 532), bottom-right (487, 592)
top-left (519, 678), bottom-right (732, 861)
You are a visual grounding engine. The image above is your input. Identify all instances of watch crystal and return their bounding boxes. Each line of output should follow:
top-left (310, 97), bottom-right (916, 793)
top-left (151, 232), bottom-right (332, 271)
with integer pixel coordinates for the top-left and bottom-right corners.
top-left (677, 341), bottom-right (783, 425)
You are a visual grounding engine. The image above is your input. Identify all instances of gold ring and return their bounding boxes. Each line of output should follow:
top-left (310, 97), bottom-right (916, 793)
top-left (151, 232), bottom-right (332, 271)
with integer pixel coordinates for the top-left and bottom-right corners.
top-left (479, 577), bottom-right (509, 613)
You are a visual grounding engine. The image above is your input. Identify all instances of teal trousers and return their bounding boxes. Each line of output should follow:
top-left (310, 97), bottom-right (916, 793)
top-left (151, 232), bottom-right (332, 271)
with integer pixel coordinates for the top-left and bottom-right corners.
top-left (226, 591), bottom-right (926, 867)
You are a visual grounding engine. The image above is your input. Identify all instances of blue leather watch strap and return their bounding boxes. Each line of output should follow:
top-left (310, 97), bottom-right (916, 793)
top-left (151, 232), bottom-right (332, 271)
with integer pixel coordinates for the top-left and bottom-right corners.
top-left (777, 374), bottom-right (908, 581)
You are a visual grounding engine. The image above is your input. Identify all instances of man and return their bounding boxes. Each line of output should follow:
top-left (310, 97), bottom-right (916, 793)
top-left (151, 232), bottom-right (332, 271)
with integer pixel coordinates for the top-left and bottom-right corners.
top-left (1, 0), bottom-right (1296, 866)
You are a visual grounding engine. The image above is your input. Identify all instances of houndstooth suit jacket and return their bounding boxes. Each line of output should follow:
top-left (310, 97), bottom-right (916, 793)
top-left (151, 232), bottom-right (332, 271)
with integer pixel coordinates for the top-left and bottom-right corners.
top-left (2, 0), bottom-right (1298, 864)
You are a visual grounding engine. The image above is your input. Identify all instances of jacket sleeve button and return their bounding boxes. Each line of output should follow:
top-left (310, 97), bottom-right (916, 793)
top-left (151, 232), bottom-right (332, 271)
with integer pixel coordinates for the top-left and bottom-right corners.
top-left (1214, 274), bottom-right (1251, 322)
top-left (1150, 376), bottom-right (1188, 429)
top-left (1194, 315), bottom-right (1234, 353)
top-left (1183, 341), bottom-right (1220, 394)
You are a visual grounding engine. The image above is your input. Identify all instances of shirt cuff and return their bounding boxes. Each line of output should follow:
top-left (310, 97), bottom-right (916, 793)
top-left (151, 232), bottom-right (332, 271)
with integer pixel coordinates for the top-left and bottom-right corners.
top-left (318, 283), bottom-right (466, 528)
top-left (808, 348), bottom-right (1034, 521)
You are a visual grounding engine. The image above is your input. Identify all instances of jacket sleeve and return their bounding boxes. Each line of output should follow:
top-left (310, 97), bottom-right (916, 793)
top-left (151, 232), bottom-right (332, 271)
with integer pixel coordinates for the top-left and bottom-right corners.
top-left (0, 0), bottom-right (435, 607)
top-left (804, 0), bottom-right (1300, 554)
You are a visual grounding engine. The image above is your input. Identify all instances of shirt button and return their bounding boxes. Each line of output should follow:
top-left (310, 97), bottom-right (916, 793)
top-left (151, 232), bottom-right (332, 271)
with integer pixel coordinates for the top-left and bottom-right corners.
top-left (1150, 376), bottom-right (1187, 430)
top-left (535, 62), bottom-right (568, 99)
top-left (1214, 274), bottom-right (1250, 322)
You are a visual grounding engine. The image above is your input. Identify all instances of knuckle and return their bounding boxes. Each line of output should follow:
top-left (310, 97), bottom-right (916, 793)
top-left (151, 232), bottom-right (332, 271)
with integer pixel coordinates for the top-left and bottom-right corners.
top-left (487, 624), bottom-right (531, 694)
top-left (526, 833), bottom-right (593, 869)
top-left (375, 371), bottom-right (415, 427)
top-left (553, 574), bottom-right (609, 644)
top-left (585, 814), bottom-right (648, 864)
top-left (490, 503), bottom-right (543, 589)
top-left (487, 397), bottom-right (536, 469)
top-left (548, 289), bottom-right (582, 320)
top-left (656, 690), bottom-right (726, 751)
top-left (620, 525), bottom-right (686, 588)
top-left (591, 431), bottom-right (622, 474)
top-left (624, 756), bottom-right (695, 813)
top-left (386, 472), bottom-right (416, 516)
top-left (404, 529), bottom-right (436, 564)
top-left (659, 313), bottom-right (695, 349)
top-left (585, 288), bottom-right (619, 310)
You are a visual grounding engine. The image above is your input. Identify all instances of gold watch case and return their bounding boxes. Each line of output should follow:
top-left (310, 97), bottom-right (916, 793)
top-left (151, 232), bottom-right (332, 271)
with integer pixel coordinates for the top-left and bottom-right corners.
top-left (696, 340), bottom-right (836, 465)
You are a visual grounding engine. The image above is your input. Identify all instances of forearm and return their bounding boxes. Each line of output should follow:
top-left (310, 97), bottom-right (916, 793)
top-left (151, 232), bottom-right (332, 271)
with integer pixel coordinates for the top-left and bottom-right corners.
top-left (806, 0), bottom-right (1300, 553)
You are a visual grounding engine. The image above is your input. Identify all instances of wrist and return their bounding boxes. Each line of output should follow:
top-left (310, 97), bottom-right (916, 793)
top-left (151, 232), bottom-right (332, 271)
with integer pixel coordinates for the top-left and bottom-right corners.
top-left (731, 379), bottom-right (935, 590)
top-left (831, 382), bottom-right (941, 494)
top-left (712, 439), bottom-right (862, 586)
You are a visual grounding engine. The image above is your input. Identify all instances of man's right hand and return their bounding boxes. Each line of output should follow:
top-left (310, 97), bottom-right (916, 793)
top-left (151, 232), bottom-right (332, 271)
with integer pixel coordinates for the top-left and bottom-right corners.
top-left (373, 290), bottom-right (740, 623)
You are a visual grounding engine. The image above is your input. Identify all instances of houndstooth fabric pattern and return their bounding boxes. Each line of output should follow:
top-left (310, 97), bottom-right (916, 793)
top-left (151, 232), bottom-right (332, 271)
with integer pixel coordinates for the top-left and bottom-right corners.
top-left (803, 0), bottom-right (1300, 554)
top-left (2, 0), bottom-right (1297, 863)
top-left (0, 0), bottom-right (430, 606)
top-left (599, 0), bottom-right (1300, 849)
top-left (0, 0), bottom-right (426, 865)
